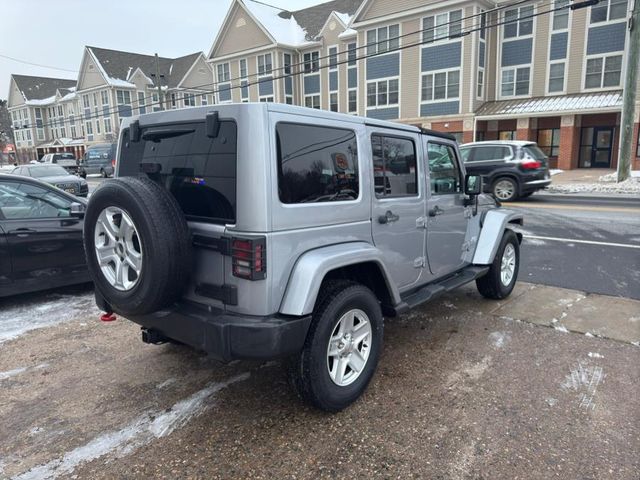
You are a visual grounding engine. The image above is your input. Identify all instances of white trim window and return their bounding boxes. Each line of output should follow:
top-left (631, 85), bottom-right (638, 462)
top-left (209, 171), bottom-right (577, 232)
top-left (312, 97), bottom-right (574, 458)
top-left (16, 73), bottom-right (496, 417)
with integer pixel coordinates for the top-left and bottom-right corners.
top-left (477, 69), bottom-right (485, 98)
top-left (422, 10), bottom-right (462, 43)
top-left (94, 106), bottom-right (101, 134)
top-left (328, 46), bottom-right (338, 71)
top-left (552, 0), bottom-right (570, 30)
top-left (366, 78), bottom-right (399, 108)
top-left (283, 53), bottom-right (293, 104)
top-left (330, 92), bottom-right (338, 112)
top-left (201, 93), bottom-right (208, 106)
top-left (590, 0), bottom-right (628, 24)
top-left (184, 92), bottom-right (196, 107)
top-left (366, 24), bottom-right (400, 55)
top-left (421, 70), bottom-right (460, 102)
top-left (257, 53), bottom-right (272, 76)
top-left (85, 121), bottom-right (93, 135)
top-left (304, 94), bottom-right (320, 109)
top-left (259, 96), bottom-right (274, 103)
top-left (152, 92), bottom-right (161, 112)
top-left (116, 90), bottom-right (132, 106)
top-left (584, 54), bottom-right (623, 88)
top-left (303, 51), bottom-right (320, 74)
top-left (101, 90), bottom-right (110, 107)
top-left (239, 58), bottom-right (249, 102)
top-left (503, 5), bottom-right (534, 39)
top-left (548, 62), bottom-right (566, 93)
top-left (501, 66), bottom-right (531, 96)
top-left (104, 117), bottom-right (112, 133)
top-left (217, 62), bottom-right (230, 83)
top-left (137, 91), bottom-right (146, 114)
top-left (82, 94), bottom-right (90, 109)
top-left (347, 43), bottom-right (358, 114)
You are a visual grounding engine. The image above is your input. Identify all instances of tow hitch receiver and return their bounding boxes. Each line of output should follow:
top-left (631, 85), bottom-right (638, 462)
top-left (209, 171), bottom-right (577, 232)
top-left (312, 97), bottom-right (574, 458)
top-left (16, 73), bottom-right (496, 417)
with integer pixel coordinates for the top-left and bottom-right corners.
top-left (141, 328), bottom-right (169, 345)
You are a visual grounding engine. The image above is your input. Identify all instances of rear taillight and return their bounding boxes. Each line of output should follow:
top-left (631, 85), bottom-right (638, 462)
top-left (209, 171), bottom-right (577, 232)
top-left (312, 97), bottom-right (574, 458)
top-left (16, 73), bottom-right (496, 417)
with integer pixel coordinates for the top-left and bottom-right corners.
top-left (111, 158), bottom-right (116, 168)
top-left (232, 237), bottom-right (266, 280)
top-left (521, 160), bottom-right (542, 170)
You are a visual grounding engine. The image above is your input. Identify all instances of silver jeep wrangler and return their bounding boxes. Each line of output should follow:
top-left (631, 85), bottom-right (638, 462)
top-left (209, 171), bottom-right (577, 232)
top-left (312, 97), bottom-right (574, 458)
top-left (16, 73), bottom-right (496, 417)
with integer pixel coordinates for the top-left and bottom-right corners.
top-left (83, 103), bottom-right (523, 412)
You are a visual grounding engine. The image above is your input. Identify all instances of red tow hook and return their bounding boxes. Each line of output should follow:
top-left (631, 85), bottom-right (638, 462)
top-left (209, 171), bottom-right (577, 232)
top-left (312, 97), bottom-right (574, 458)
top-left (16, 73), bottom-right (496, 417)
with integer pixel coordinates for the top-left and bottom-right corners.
top-left (100, 312), bottom-right (117, 322)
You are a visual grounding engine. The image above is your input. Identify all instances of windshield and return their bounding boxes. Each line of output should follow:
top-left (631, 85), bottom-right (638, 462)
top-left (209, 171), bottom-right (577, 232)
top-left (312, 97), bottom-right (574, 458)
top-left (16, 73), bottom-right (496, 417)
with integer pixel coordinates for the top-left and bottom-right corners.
top-left (30, 165), bottom-right (69, 177)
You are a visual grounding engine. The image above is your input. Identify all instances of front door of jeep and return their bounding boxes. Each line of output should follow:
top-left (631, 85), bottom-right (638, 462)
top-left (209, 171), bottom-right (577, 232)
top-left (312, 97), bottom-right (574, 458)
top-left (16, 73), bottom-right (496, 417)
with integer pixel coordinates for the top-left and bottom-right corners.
top-left (370, 132), bottom-right (425, 290)
top-left (424, 140), bottom-right (468, 278)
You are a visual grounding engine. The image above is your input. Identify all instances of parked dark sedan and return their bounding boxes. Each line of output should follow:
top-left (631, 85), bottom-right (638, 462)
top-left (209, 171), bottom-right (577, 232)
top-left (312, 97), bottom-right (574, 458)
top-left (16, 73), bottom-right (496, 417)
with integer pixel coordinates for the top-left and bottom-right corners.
top-left (0, 173), bottom-right (90, 297)
top-left (459, 141), bottom-right (551, 201)
top-left (11, 164), bottom-right (89, 197)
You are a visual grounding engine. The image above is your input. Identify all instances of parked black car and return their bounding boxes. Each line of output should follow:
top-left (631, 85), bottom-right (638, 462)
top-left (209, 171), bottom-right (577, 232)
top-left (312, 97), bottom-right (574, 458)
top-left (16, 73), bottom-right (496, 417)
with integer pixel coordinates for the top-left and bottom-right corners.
top-left (0, 173), bottom-right (90, 297)
top-left (79, 143), bottom-right (116, 178)
top-left (11, 164), bottom-right (89, 197)
top-left (459, 141), bottom-right (551, 201)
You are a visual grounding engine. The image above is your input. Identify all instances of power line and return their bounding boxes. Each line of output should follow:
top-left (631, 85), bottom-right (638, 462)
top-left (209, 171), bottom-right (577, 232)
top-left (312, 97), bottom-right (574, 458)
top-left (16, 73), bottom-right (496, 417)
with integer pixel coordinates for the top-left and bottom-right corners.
top-left (13, 0), bottom-right (578, 132)
top-left (0, 53), bottom-right (78, 73)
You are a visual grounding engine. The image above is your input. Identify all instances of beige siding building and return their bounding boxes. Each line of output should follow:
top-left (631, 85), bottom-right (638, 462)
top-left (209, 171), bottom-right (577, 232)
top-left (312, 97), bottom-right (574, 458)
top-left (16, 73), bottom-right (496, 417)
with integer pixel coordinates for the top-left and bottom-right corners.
top-left (208, 0), bottom-right (640, 170)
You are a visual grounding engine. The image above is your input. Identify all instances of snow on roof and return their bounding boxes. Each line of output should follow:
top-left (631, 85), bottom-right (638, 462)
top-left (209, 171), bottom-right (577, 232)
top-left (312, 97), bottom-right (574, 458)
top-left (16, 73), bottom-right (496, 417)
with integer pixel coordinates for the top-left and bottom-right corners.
top-left (334, 11), bottom-right (353, 26)
top-left (243, 0), bottom-right (308, 46)
top-left (475, 91), bottom-right (623, 118)
top-left (338, 28), bottom-right (357, 39)
top-left (25, 95), bottom-right (56, 106)
top-left (106, 77), bottom-right (137, 88)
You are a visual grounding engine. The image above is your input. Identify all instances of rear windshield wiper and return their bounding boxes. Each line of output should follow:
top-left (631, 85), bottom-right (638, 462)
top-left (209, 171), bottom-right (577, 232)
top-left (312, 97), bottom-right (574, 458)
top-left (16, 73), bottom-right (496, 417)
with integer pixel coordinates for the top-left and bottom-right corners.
top-left (142, 128), bottom-right (195, 142)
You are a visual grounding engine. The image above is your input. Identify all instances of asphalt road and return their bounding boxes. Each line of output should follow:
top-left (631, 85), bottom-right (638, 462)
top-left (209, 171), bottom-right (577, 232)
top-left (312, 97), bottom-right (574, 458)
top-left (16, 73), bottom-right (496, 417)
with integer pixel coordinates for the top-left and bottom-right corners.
top-left (508, 194), bottom-right (640, 300)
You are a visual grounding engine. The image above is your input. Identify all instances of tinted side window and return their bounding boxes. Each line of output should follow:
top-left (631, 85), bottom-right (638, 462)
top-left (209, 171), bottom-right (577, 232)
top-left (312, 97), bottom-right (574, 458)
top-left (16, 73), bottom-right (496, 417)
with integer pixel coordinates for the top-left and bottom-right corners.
top-left (276, 123), bottom-right (359, 204)
top-left (428, 143), bottom-right (462, 194)
top-left (372, 135), bottom-right (417, 198)
top-left (0, 181), bottom-right (72, 219)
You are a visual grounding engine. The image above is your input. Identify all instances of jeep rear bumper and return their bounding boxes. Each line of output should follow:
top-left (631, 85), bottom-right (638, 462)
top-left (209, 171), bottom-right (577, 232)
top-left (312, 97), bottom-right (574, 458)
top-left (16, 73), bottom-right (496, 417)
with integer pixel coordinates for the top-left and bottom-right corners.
top-left (124, 302), bottom-right (312, 362)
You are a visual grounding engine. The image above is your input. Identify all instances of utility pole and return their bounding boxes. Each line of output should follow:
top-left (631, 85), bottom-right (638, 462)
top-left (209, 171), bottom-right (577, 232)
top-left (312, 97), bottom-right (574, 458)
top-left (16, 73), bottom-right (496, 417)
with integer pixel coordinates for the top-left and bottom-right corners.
top-left (617, 0), bottom-right (639, 182)
top-left (155, 53), bottom-right (164, 111)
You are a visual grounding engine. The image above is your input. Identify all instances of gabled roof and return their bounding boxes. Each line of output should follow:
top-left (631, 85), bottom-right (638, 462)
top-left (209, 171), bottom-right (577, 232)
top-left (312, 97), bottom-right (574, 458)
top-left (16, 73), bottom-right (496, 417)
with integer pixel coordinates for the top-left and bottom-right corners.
top-left (11, 74), bottom-right (76, 102)
top-left (283, 0), bottom-right (362, 40)
top-left (86, 46), bottom-right (204, 89)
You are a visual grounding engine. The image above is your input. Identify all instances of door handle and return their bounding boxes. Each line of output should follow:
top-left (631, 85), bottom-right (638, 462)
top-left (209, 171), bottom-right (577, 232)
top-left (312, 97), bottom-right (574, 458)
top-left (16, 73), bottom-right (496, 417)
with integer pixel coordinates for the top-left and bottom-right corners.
top-left (378, 210), bottom-right (400, 224)
top-left (428, 206), bottom-right (445, 217)
top-left (9, 228), bottom-right (36, 237)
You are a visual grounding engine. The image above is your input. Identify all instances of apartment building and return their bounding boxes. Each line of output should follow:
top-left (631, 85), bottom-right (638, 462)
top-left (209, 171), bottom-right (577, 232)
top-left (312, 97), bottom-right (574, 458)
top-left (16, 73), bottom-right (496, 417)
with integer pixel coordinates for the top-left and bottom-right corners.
top-left (208, 0), bottom-right (640, 170)
top-left (7, 47), bottom-right (213, 161)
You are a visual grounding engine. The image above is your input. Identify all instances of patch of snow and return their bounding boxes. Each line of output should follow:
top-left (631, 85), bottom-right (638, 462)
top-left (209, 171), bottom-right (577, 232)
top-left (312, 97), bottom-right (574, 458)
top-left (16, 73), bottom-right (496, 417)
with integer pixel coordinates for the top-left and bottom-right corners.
top-left (334, 11), bottom-right (353, 26)
top-left (545, 175), bottom-right (640, 194)
top-left (25, 95), bottom-right (56, 106)
top-left (244, 0), bottom-right (308, 46)
top-left (587, 352), bottom-right (604, 358)
top-left (584, 332), bottom-right (594, 337)
top-left (107, 77), bottom-right (136, 88)
top-left (488, 331), bottom-right (509, 349)
top-left (545, 397), bottom-right (557, 407)
top-left (561, 362), bottom-right (604, 410)
top-left (156, 378), bottom-right (176, 390)
top-left (554, 325), bottom-right (569, 333)
top-left (549, 169), bottom-right (564, 176)
top-left (14, 373), bottom-right (250, 480)
top-left (631, 341), bottom-right (639, 347)
top-left (338, 28), bottom-right (357, 39)
top-left (524, 237), bottom-right (547, 246)
top-left (0, 366), bottom-right (28, 381)
top-left (0, 293), bottom-right (99, 344)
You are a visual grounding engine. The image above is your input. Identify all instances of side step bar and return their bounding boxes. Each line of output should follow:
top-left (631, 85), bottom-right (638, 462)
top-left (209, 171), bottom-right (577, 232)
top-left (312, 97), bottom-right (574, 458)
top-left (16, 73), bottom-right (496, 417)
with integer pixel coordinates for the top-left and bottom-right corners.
top-left (394, 266), bottom-right (490, 315)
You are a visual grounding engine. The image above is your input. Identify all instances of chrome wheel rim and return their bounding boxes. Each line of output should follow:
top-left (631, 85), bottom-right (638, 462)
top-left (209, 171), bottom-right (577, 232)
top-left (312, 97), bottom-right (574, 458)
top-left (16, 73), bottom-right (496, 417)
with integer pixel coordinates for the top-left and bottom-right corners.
top-left (494, 180), bottom-right (515, 201)
top-left (326, 309), bottom-right (372, 387)
top-left (500, 243), bottom-right (516, 286)
top-left (94, 206), bottom-right (143, 291)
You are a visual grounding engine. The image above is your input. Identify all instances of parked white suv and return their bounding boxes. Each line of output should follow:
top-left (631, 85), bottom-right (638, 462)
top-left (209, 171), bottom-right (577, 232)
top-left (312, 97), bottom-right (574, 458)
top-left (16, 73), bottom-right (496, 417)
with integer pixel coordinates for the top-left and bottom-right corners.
top-left (83, 104), bottom-right (523, 411)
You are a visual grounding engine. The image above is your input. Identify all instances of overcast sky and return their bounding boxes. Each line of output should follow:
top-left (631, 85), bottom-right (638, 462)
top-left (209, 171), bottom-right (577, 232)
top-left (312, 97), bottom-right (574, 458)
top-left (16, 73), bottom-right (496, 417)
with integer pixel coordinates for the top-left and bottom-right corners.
top-left (0, 0), bottom-right (321, 99)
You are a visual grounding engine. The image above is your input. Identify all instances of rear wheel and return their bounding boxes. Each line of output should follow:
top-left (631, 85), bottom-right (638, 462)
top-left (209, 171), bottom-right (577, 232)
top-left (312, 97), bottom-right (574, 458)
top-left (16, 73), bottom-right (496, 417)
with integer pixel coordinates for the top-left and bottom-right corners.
top-left (492, 177), bottom-right (519, 202)
top-left (100, 168), bottom-right (107, 178)
top-left (476, 229), bottom-right (520, 299)
top-left (288, 281), bottom-right (383, 412)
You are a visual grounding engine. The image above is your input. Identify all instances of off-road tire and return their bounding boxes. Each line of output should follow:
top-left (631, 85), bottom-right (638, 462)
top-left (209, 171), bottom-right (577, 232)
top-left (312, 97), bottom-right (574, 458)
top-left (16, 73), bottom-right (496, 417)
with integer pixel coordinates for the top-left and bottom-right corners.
top-left (83, 177), bottom-right (191, 316)
top-left (476, 229), bottom-right (520, 299)
top-left (288, 281), bottom-right (383, 412)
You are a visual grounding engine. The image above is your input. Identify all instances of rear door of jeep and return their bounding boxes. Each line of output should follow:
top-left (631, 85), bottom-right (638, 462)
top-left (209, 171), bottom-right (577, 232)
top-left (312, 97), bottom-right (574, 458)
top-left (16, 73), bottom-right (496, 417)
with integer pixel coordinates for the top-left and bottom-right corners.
top-left (117, 119), bottom-right (237, 310)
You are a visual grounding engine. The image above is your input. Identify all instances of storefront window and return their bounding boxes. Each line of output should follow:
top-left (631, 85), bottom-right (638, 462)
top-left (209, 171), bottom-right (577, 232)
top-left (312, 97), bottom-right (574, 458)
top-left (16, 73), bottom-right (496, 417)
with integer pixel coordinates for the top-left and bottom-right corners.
top-left (537, 128), bottom-right (560, 157)
top-left (499, 130), bottom-right (516, 141)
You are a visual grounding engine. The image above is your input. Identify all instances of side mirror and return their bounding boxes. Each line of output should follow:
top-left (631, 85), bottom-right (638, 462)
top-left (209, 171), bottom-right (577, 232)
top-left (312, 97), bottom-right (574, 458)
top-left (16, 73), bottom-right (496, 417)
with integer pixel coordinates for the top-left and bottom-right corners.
top-left (464, 174), bottom-right (482, 196)
top-left (69, 202), bottom-right (85, 219)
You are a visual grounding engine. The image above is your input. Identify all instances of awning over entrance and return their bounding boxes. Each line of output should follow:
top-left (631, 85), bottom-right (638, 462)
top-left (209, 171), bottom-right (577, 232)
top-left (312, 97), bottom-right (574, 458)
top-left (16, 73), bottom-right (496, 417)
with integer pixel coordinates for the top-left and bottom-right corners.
top-left (475, 90), bottom-right (623, 119)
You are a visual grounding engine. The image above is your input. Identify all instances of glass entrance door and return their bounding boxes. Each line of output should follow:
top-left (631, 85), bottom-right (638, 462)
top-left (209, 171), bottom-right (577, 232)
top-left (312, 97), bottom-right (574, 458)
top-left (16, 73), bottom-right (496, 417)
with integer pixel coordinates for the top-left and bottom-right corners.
top-left (579, 127), bottom-right (614, 168)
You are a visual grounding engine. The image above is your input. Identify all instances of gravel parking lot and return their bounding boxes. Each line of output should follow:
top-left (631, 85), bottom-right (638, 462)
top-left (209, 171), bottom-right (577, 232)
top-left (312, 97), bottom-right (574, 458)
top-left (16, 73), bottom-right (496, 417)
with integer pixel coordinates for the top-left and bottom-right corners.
top-left (1, 282), bottom-right (638, 479)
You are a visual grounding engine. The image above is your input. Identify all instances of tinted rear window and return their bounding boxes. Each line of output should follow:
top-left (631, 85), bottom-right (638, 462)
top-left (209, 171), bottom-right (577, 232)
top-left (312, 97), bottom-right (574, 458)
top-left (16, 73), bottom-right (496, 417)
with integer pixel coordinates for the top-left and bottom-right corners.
top-left (276, 123), bottom-right (358, 204)
top-left (523, 145), bottom-right (547, 160)
top-left (118, 121), bottom-right (237, 224)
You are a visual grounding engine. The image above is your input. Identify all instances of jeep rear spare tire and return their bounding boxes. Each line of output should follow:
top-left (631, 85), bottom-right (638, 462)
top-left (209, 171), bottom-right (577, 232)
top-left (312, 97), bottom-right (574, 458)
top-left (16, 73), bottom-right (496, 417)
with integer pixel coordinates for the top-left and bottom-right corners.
top-left (83, 177), bottom-right (192, 316)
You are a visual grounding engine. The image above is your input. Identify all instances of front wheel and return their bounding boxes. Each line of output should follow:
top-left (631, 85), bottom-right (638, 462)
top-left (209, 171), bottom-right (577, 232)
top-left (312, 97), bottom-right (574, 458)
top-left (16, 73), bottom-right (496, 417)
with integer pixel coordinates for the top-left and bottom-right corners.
top-left (288, 281), bottom-right (383, 412)
top-left (476, 229), bottom-right (520, 299)
top-left (100, 168), bottom-right (107, 178)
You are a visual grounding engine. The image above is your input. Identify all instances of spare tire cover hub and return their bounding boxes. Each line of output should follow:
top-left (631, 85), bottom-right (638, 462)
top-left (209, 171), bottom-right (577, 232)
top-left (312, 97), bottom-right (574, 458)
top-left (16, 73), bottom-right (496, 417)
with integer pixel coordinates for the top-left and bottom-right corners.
top-left (94, 206), bottom-right (143, 291)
